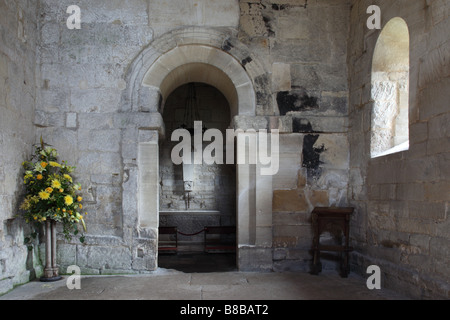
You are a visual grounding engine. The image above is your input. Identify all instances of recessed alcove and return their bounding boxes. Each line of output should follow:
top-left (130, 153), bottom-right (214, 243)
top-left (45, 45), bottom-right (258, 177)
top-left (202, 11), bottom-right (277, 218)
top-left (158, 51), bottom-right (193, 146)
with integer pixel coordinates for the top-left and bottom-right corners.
top-left (371, 17), bottom-right (410, 158)
top-left (158, 82), bottom-right (236, 271)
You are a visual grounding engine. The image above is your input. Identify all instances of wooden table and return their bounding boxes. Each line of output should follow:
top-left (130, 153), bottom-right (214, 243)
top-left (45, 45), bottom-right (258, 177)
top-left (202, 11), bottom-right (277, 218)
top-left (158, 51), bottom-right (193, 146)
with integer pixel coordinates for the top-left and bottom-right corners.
top-left (310, 207), bottom-right (354, 278)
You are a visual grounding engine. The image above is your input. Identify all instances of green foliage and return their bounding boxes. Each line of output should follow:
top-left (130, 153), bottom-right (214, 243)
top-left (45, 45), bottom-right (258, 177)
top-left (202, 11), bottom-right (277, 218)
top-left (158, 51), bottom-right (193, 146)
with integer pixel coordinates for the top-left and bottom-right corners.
top-left (20, 140), bottom-right (87, 242)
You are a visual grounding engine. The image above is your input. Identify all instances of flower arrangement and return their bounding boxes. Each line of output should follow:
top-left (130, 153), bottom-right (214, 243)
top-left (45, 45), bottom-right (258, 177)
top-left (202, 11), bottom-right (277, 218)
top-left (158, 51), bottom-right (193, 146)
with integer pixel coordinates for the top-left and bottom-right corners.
top-left (20, 138), bottom-right (86, 242)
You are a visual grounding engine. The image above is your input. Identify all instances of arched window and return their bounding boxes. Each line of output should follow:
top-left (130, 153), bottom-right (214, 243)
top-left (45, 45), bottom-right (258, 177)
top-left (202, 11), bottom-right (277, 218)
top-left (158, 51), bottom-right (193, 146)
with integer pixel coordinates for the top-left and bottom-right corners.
top-left (371, 17), bottom-right (410, 158)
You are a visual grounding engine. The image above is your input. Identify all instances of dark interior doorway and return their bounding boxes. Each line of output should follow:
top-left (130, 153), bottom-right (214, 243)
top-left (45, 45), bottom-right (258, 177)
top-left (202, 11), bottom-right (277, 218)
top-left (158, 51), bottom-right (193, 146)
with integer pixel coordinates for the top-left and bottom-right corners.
top-left (158, 82), bottom-right (237, 272)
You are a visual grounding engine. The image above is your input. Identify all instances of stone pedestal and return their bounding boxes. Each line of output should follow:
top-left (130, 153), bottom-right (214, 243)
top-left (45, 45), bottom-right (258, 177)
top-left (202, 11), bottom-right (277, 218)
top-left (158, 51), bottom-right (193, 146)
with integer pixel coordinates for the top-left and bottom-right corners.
top-left (40, 220), bottom-right (62, 282)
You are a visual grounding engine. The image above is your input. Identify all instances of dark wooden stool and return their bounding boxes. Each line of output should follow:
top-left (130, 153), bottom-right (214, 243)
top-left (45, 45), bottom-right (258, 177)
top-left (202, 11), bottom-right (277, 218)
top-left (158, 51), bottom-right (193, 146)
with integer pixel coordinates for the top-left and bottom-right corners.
top-left (310, 207), bottom-right (354, 278)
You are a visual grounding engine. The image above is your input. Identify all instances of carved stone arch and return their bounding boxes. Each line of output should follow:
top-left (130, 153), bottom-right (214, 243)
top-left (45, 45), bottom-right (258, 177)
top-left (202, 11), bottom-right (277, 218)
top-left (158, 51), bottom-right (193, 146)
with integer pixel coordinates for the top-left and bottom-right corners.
top-left (121, 27), bottom-right (268, 118)
top-left (120, 27), bottom-right (272, 272)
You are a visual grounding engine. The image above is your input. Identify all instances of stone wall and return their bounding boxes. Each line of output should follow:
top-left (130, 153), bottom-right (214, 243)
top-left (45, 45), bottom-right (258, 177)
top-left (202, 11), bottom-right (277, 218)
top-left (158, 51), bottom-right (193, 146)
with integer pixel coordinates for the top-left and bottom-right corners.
top-left (0, 0), bottom-right (378, 287)
top-left (29, 0), bottom-right (352, 274)
top-left (2, 0), bottom-right (447, 300)
top-left (237, 0), bottom-right (351, 271)
top-left (35, 0), bottom-right (156, 274)
top-left (0, 0), bottom-right (41, 295)
top-left (348, 0), bottom-right (450, 299)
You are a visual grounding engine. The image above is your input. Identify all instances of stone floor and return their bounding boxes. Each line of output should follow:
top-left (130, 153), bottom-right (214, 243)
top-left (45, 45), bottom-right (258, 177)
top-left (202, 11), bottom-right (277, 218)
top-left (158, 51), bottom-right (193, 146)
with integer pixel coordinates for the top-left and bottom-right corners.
top-left (158, 252), bottom-right (237, 273)
top-left (1, 252), bottom-right (409, 301)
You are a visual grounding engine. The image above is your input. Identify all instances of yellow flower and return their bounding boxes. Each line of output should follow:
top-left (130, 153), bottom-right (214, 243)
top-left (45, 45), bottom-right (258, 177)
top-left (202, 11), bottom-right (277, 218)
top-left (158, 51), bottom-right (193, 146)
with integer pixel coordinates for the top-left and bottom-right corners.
top-left (77, 196), bottom-right (82, 202)
top-left (64, 195), bottom-right (73, 205)
top-left (59, 188), bottom-right (64, 193)
top-left (46, 187), bottom-right (53, 193)
top-left (20, 198), bottom-right (31, 210)
top-left (24, 173), bottom-right (33, 183)
top-left (51, 179), bottom-right (61, 189)
top-left (41, 162), bottom-right (48, 168)
top-left (63, 174), bottom-right (72, 182)
top-left (79, 204), bottom-right (83, 209)
top-left (36, 174), bottom-right (43, 180)
top-left (39, 191), bottom-right (50, 200)
top-left (49, 161), bottom-right (61, 167)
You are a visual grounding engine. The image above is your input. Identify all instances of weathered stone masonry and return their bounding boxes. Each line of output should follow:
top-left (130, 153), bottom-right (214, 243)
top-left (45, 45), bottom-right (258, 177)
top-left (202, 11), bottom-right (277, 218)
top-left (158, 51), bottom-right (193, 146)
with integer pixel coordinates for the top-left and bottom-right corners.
top-left (0, 0), bottom-right (449, 299)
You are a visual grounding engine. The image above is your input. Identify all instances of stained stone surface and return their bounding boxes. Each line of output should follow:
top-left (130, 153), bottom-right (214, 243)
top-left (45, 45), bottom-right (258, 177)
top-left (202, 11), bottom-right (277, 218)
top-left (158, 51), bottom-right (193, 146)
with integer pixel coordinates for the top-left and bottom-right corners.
top-left (0, 0), bottom-right (449, 300)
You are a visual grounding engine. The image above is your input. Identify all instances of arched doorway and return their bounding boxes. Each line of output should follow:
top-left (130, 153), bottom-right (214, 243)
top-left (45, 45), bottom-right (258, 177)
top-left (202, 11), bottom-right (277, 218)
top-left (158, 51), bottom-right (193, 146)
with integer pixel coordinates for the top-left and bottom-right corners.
top-left (158, 82), bottom-right (237, 272)
top-left (121, 28), bottom-right (274, 272)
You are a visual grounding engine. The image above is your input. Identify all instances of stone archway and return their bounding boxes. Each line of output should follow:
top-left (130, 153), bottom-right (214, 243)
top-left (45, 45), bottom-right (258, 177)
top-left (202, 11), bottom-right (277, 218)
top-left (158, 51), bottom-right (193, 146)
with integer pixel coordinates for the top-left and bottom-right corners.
top-left (120, 27), bottom-right (273, 272)
top-left (142, 45), bottom-right (255, 118)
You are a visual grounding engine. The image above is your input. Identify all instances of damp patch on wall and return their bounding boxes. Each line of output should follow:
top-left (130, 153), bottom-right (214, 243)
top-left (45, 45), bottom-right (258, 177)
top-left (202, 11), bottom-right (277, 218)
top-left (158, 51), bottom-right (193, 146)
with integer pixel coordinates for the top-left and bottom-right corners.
top-left (221, 39), bottom-right (234, 52)
top-left (292, 118), bottom-right (321, 133)
top-left (302, 134), bottom-right (326, 179)
top-left (277, 90), bottom-right (319, 116)
top-left (254, 73), bottom-right (271, 109)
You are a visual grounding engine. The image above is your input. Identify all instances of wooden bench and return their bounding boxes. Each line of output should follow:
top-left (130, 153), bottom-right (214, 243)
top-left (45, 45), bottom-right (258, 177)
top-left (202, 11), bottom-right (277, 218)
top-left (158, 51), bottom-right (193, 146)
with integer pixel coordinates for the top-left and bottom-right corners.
top-left (204, 226), bottom-right (236, 253)
top-left (158, 226), bottom-right (178, 253)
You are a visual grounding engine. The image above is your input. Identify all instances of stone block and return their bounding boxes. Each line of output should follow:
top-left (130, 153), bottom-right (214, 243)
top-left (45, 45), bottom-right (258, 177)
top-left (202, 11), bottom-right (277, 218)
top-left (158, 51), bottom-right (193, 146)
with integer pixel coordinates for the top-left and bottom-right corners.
top-left (273, 247), bottom-right (287, 260)
top-left (238, 246), bottom-right (273, 271)
top-left (256, 226), bottom-right (273, 247)
top-left (396, 183), bottom-right (424, 201)
top-left (77, 151), bottom-right (122, 175)
top-left (77, 245), bottom-right (132, 271)
top-left (272, 62), bottom-right (291, 92)
top-left (278, 16), bottom-right (310, 40)
top-left (39, 88), bottom-right (70, 112)
top-left (273, 189), bottom-right (308, 212)
top-left (424, 181), bottom-right (450, 203)
top-left (273, 236), bottom-right (298, 248)
top-left (148, 0), bottom-right (239, 32)
top-left (307, 189), bottom-right (330, 208)
top-left (34, 110), bottom-right (65, 127)
top-left (239, 14), bottom-right (268, 37)
top-left (56, 243), bottom-right (77, 269)
top-left (273, 212), bottom-right (309, 226)
top-left (428, 112), bottom-right (450, 140)
top-left (430, 237), bottom-right (450, 261)
top-left (70, 88), bottom-right (121, 113)
top-left (65, 112), bottom-right (77, 128)
top-left (419, 77), bottom-right (450, 121)
top-left (88, 129), bottom-right (121, 153)
top-left (132, 238), bottom-right (157, 271)
top-left (273, 259), bottom-right (309, 272)
top-left (271, 39), bottom-right (331, 64)
top-left (0, 278), bottom-right (13, 296)
top-left (315, 134), bottom-right (349, 170)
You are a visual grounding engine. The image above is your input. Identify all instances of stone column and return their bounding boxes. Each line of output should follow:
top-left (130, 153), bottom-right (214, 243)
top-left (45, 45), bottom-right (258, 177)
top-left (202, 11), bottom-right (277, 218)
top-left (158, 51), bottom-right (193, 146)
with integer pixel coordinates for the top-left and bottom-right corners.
top-left (236, 131), bottom-right (274, 271)
top-left (132, 129), bottom-right (159, 271)
top-left (41, 220), bottom-right (62, 281)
